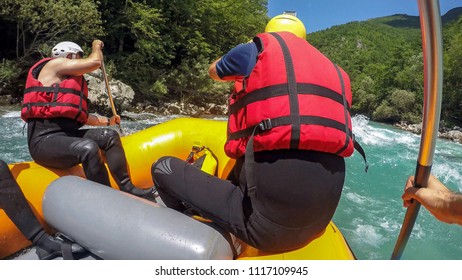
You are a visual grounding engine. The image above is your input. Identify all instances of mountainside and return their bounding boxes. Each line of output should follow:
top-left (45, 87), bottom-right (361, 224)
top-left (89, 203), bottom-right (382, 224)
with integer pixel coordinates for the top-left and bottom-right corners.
top-left (442, 7), bottom-right (462, 24)
top-left (367, 7), bottom-right (462, 29)
top-left (306, 7), bottom-right (462, 125)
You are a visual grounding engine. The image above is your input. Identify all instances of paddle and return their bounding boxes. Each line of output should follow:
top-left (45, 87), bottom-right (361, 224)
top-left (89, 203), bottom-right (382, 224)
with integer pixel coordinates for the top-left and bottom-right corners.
top-left (101, 60), bottom-right (124, 135)
top-left (391, 0), bottom-right (443, 260)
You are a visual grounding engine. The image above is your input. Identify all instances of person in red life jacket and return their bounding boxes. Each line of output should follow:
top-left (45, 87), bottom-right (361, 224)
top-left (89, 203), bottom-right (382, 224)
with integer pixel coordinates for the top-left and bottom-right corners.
top-left (152, 13), bottom-right (354, 252)
top-left (1, 159), bottom-right (86, 259)
top-left (21, 40), bottom-right (155, 201)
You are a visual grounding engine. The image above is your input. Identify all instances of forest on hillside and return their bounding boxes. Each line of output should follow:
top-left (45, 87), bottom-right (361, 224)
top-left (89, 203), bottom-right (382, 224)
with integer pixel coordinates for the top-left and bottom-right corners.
top-left (0, 0), bottom-right (268, 106)
top-left (308, 10), bottom-right (462, 127)
top-left (0, 1), bottom-right (461, 126)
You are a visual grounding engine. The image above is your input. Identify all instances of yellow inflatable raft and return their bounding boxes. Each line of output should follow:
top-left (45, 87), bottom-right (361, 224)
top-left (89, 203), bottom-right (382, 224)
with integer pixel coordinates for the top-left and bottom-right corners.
top-left (1, 117), bottom-right (355, 260)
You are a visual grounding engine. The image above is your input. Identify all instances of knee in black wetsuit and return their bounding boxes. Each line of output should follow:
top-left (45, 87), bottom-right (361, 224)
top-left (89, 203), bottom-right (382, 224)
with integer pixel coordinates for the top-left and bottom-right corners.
top-left (97, 128), bottom-right (122, 151)
top-left (70, 139), bottom-right (110, 186)
top-left (72, 139), bottom-right (102, 163)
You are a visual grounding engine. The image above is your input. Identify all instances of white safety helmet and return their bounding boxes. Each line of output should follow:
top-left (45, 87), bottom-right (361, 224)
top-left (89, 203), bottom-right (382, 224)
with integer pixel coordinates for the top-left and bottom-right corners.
top-left (51, 41), bottom-right (84, 59)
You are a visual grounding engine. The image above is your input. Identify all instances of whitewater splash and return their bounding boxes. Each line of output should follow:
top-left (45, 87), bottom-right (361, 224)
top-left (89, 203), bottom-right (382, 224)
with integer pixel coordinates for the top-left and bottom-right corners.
top-left (337, 115), bottom-right (462, 259)
top-left (352, 115), bottom-right (420, 148)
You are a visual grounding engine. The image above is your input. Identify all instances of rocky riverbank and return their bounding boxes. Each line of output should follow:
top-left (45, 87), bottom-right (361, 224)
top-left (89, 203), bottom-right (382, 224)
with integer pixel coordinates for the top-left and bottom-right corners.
top-left (394, 121), bottom-right (462, 144)
top-left (130, 101), bottom-right (227, 117)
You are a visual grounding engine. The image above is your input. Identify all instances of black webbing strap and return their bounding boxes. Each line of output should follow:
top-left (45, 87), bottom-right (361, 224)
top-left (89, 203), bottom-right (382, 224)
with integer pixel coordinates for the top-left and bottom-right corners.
top-left (229, 115), bottom-right (353, 141)
top-left (52, 83), bottom-right (60, 102)
top-left (353, 134), bottom-right (369, 172)
top-left (61, 239), bottom-right (75, 260)
top-left (244, 128), bottom-right (259, 198)
top-left (332, 63), bottom-right (351, 156)
top-left (73, 78), bottom-right (85, 122)
top-left (24, 86), bottom-right (84, 97)
top-left (228, 83), bottom-right (351, 115)
top-left (21, 102), bottom-right (87, 111)
top-left (270, 32), bottom-right (300, 149)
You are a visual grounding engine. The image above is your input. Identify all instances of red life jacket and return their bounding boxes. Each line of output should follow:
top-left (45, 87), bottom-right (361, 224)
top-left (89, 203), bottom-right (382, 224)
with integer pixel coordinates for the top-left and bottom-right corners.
top-left (21, 58), bottom-right (89, 125)
top-left (225, 32), bottom-right (354, 159)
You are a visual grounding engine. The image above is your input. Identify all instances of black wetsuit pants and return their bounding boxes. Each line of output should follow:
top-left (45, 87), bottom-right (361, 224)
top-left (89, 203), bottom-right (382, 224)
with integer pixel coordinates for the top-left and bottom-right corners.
top-left (0, 160), bottom-right (42, 240)
top-left (27, 119), bottom-right (133, 190)
top-left (152, 149), bottom-right (345, 252)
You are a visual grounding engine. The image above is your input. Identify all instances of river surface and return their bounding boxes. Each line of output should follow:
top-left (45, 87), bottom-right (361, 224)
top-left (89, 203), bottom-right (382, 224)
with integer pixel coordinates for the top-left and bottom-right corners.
top-left (1, 105), bottom-right (461, 260)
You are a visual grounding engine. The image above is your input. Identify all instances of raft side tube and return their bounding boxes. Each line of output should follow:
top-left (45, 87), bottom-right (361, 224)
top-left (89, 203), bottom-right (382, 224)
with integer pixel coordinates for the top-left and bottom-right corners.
top-left (42, 176), bottom-right (234, 260)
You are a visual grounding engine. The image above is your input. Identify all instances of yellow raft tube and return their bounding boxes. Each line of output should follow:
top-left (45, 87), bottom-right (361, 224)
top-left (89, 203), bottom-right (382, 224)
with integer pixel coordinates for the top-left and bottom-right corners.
top-left (1, 117), bottom-right (355, 260)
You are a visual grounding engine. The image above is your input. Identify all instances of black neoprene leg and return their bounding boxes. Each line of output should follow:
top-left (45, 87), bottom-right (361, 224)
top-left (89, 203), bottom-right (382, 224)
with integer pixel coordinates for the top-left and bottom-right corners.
top-left (1, 160), bottom-right (90, 259)
top-left (0, 160), bottom-right (43, 240)
top-left (152, 156), bottom-right (250, 240)
top-left (79, 129), bottom-right (132, 190)
top-left (80, 128), bottom-right (155, 200)
top-left (152, 151), bottom-right (346, 252)
top-left (28, 131), bottom-right (111, 186)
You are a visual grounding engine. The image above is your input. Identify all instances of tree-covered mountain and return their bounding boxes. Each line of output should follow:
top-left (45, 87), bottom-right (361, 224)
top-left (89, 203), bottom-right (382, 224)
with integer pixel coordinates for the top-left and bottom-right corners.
top-left (308, 7), bottom-right (462, 126)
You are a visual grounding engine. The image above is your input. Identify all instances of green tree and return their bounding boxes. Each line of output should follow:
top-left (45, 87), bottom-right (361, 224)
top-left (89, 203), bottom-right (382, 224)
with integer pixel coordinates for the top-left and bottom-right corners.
top-left (0, 0), bottom-right (103, 97)
top-left (443, 17), bottom-right (462, 125)
top-left (0, 0), bottom-right (103, 60)
top-left (103, 0), bottom-right (267, 104)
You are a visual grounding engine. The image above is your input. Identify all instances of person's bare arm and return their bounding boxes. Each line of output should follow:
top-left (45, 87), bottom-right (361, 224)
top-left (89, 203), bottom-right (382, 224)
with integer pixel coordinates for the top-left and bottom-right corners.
top-left (38, 40), bottom-right (104, 86)
top-left (86, 114), bottom-right (121, 127)
top-left (402, 175), bottom-right (462, 225)
top-left (208, 58), bottom-right (225, 82)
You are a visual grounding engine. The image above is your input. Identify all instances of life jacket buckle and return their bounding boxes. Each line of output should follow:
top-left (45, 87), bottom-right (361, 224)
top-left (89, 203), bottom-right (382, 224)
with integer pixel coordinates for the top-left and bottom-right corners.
top-left (258, 118), bottom-right (272, 131)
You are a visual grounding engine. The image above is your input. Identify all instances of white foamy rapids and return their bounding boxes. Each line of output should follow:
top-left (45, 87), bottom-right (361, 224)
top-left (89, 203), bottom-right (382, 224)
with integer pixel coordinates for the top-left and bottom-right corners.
top-left (344, 191), bottom-right (373, 206)
top-left (1, 111), bottom-right (21, 118)
top-left (352, 115), bottom-right (420, 148)
top-left (378, 217), bottom-right (402, 233)
top-left (431, 163), bottom-right (462, 192)
top-left (350, 218), bottom-right (385, 248)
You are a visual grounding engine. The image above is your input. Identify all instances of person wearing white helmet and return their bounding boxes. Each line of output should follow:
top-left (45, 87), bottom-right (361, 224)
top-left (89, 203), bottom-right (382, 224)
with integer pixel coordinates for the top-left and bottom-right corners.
top-left (51, 41), bottom-right (85, 59)
top-left (21, 40), bottom-right (155, 202)
top-left (152, 13), bottom-right (361, 252)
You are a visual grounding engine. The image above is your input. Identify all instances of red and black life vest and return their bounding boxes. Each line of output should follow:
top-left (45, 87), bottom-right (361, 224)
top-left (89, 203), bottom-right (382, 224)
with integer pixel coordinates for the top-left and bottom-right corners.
top-left (225, 32), bottom-right (354, 159)
top-left (21, 58), bottom-right (89, 125)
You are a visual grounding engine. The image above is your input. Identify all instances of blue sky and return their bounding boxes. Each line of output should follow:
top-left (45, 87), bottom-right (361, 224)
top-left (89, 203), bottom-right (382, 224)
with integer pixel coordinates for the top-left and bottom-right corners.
top-left (268, 0), bottom-right (462, 33)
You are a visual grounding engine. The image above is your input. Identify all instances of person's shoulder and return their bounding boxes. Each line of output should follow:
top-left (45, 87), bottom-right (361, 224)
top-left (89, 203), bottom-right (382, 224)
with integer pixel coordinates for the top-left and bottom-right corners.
top-left (45, 57), bottom-right (67, 64)
top-left (227, 42), bottom-right (256, 55)
top-left (41, 57), bottom-right (74, 74)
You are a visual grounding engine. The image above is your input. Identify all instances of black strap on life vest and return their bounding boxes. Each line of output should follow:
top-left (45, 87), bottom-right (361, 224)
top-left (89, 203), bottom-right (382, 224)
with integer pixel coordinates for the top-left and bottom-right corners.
top-left (73, 78), bottom-right (86, 122)
top-left (353, 135), bottom-right (369, 172)
top-left (229, 83), bottom-right (351, 115)
top-left (271, 32), bottom-right (301, 149)
top-left (332, 63), bottom-right (351, 155)
top-left (23, 86), bottom-right (86, 98)
top-left (228, 115), bottom-right (353, 141)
